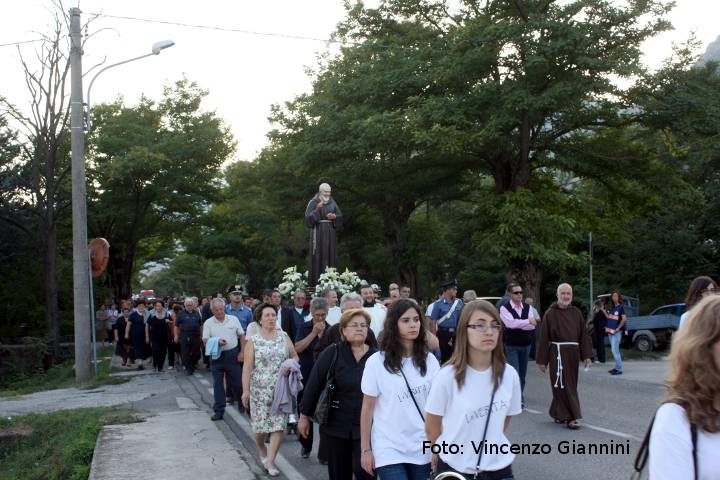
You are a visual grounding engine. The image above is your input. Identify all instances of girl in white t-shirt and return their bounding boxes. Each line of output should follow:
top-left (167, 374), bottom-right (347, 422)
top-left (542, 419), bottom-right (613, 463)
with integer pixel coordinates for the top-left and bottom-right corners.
top-left (646, 295), bottom-right (720, 479)
top-left (360, 299), bottom-right (441, 480)
top-left (425, 300), bottom-right (521, 480)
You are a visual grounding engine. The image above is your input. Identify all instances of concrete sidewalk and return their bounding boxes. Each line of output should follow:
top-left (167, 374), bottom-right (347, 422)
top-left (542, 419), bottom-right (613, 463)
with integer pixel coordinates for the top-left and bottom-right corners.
top-left (89, 409), bottom-right (254, 480)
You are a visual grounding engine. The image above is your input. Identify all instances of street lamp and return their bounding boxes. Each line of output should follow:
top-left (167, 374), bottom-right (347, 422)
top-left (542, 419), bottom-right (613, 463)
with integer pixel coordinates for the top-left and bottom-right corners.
top-left (69, 6), bottom-right (174, 381)
top-left (85, 39), bottom-right (175, 130)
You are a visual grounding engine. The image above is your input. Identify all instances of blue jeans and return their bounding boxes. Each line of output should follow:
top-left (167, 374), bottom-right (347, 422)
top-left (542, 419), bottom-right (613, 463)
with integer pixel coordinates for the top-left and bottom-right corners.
top-left (505, 344), bottom-right (531, 393)
top-left (609, 331), bottom-right (623, 372)
top-left (377, 463), bottom-right (430, 480)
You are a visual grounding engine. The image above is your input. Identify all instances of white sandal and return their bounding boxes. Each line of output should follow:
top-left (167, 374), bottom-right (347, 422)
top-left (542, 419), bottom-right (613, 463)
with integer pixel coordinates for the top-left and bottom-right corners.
top-left (267, 467), bottom-right (280, 477)
top-left (260, 457), bottom-right (268, 470)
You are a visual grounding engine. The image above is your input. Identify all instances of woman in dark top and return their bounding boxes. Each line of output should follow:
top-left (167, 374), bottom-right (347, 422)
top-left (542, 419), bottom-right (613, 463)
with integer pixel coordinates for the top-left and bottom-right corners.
top-left (298, 308), bottom-right (376, 480)
top-left (294, 297), bottom-right (330, 459)
top-left (147, 300), bottom-right (169, 371)
top-left (125, 299), bottom-right (149, 370)
top-left (588, 300), bottom-right (607, 363)
top-left (114, 307), bottom-right (131, 366)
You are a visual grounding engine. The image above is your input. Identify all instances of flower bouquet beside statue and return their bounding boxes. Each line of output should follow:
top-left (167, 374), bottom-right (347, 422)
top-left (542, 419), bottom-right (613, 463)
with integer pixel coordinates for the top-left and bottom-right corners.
top-left (277, 266), bottom-right (309, 299)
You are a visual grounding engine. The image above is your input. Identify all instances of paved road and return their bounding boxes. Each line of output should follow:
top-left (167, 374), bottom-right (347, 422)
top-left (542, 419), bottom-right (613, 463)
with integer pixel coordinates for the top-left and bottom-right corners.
top-left (188, 358), bottom-right (669, 480)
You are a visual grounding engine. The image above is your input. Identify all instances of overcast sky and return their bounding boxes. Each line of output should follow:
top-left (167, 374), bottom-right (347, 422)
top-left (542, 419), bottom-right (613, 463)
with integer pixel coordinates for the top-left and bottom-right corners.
top-left (1, 1), bottom-right (719, 162)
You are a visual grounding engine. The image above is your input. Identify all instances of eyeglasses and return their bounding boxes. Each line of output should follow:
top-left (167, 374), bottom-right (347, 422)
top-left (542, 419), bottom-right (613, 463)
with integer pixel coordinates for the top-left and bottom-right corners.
top-left (347, 323), bottom-right (368, 329)
top-left (512, 290), bottom-right (523, 295)
top-left (467, 323), bottom-right (502, 332)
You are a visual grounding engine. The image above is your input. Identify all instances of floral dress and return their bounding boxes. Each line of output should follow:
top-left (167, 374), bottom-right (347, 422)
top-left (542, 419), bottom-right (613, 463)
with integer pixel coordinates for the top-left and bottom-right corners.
top-left (250, 331), bottom-right (289, 433)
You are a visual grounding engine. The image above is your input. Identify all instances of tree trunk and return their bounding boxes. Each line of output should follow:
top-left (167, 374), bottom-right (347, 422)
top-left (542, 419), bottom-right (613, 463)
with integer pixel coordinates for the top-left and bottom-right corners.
top-left (508, 261), bottom-right (543, 311)
top-left (381, 207), bottom-right (416, 293)
top-left (108, 249), bottom-right (133, 301)
top-left (41, 218), bottom-right (60, 365)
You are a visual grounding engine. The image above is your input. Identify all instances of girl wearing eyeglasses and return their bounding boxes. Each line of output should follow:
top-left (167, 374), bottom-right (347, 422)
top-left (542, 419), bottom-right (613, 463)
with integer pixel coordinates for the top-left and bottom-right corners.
top-left (425, 300), bottom-right (521, 480)
top-left (359, 299), bottom-right (440, 480)
top-left (679, 276), bottom-right (718, 329)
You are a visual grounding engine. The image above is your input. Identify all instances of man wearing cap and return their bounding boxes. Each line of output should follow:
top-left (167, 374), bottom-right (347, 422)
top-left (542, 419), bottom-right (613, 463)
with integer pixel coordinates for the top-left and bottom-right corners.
top-left (226, 286), bottom-right (253, 331)
top-left (305, 183), bottom-right (343, 286)
top-left (225, 286), bottom-right (253, 407)
top-left (430, 280), bottom-right (464, 363)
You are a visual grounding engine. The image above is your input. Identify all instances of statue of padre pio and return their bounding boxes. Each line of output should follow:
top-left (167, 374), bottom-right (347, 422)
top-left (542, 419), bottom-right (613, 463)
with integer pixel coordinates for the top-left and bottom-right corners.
top-left (305, 183), bottom-right (343, 287)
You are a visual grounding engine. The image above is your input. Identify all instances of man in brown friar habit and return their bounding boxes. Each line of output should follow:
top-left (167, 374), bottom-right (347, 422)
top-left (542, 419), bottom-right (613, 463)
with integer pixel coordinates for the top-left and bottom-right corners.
top-left (536, 283), bottom-right (592, 430)
top-left (305, 183), bottom-right (343, 286)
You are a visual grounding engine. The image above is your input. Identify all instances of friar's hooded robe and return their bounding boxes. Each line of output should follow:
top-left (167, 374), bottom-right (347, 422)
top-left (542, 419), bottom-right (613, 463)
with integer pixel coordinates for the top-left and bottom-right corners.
top-left (305, 195), bottom-right (343, 286)
top-left (536, 302), bottom-right (592, 422)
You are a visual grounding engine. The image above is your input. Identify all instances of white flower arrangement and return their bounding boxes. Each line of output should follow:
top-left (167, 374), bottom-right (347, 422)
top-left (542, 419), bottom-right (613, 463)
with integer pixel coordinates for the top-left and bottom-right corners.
top-left (277, 266), bottom-right (308, 299)
top-left (316, 267), bottom-right (364, 295)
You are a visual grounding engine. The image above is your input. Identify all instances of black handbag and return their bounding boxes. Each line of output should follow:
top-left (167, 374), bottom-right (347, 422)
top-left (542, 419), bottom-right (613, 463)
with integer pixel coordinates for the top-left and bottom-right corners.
top-left (311, 343), bottom-right (339, 425)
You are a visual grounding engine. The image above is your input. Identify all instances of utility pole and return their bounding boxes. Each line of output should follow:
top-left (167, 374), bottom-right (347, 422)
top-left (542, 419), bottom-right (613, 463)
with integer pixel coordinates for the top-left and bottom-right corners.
top-left (70, 7), bottom-right (92, 381)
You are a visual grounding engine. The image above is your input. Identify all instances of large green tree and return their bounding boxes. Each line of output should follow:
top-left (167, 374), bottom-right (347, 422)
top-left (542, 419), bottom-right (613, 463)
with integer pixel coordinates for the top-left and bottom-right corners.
top-left (87, 78), bottom-right (235, 300)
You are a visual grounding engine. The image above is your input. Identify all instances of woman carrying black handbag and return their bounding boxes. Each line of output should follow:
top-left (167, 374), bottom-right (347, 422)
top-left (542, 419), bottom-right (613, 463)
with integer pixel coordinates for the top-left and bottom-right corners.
top-left (425, 300), bottom-right (522, 480)
top-left (298, 309), bottom-right (377, 480)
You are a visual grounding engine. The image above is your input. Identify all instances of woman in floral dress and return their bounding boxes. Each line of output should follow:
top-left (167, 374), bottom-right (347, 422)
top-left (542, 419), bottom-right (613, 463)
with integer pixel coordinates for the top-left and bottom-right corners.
top-left (242, 303), bottom-right (299, 477)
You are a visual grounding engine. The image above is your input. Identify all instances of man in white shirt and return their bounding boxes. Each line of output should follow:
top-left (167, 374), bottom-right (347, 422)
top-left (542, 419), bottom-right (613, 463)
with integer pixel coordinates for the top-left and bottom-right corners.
top-left (324, 289), bottom-right (342, 326)
top-left (202, 298), bottom-right (244, 420)
top-left (361, 284), bottom-right (387, 336)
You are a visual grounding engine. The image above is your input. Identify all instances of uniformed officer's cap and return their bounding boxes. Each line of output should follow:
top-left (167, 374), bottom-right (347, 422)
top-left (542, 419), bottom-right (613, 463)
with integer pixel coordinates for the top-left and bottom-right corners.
top-left (441, 280), bottom-right (459, 291)
top-left (227, 285), bottom-right (244, 296)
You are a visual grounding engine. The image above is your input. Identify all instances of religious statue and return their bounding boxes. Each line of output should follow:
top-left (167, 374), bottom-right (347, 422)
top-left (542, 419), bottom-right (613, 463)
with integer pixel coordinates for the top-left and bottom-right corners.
top-left (305, 183), bottom-right (343, 287)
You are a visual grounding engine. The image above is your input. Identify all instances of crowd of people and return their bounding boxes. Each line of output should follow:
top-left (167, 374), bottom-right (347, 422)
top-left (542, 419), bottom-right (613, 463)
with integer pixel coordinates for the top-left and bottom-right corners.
top-left (98, 274), bottom-right (719, 480)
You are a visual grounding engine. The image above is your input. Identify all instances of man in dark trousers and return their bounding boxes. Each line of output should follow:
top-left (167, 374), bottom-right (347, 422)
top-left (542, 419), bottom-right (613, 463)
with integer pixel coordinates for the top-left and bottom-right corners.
top-left (174, 297), bottom-right (203, 375)
top-left (430, 280), bottom-right (464, 363)
top-left (499, 282), bottom-right (537, 402)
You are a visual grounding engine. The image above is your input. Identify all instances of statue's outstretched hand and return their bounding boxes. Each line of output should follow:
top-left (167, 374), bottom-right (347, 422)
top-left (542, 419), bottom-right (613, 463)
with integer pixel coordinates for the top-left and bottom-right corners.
top-left (327, 213), bottom-right (336, 220)
top-left (315, 201), bottom-right (323, 211)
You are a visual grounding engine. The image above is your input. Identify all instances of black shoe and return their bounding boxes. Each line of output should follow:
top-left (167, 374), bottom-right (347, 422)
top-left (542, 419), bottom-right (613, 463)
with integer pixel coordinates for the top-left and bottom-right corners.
top-left (608, 369), bottom-right (618, 374)
top-left (301, 449), bottom-right (310, 459)
top-left (611, 370), bottom-right (623, 375)
top-left (210, 413), bottom-right (224, 421)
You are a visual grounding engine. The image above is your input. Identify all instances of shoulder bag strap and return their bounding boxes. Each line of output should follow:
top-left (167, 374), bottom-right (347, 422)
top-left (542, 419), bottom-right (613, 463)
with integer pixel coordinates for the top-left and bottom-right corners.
top-left (399, 366), bottom-right (424, 422)
top-left (326, 343), bottom-right (339, 383)
top-left (691, 423), bottom-right (698, 480)
top-left (474, 386), bottom-right (497, 480)
top-left (632, 403), bottom-right (699, 480)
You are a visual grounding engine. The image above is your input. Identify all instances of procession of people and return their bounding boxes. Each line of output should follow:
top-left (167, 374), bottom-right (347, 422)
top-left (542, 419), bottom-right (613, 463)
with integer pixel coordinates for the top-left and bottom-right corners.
top-left (96, 185), bottom-right (720, 480)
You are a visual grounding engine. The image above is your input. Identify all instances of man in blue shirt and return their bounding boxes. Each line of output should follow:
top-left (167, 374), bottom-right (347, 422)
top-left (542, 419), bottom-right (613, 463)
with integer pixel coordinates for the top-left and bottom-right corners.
top-left (225, 286), bottom-right (253, 331)
top-left (430, 280), bottom-right (464, 362)
top-left (224, 285), bottom-right (253, 411)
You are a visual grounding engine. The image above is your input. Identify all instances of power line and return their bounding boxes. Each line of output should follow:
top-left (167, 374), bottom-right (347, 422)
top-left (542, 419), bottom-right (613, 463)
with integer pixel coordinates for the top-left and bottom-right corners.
top-left (85, 12), bottom-right (352, 46)
top-left (0, 38), bottom-right (44, 48)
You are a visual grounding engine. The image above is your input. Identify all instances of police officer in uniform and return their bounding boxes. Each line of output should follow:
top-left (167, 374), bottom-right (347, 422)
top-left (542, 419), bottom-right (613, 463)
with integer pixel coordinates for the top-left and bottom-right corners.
top-left (430, 280), bottom-right (464, 363)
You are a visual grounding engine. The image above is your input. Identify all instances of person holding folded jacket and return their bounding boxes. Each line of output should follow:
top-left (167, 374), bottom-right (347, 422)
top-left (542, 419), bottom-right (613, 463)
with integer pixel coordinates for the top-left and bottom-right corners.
top-left (360, 299), bottom-right (440, 480)
top-left (298, 309), bottom-right (376, 480)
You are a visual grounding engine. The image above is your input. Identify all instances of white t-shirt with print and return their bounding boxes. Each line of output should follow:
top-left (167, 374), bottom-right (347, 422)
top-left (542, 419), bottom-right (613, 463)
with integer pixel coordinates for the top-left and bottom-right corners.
top-left (650, 403), bottom-right (720, 479)
top-left (425, 364), bottom-right (522, 474)
top-left (361, 352), bottom-right (441, 467)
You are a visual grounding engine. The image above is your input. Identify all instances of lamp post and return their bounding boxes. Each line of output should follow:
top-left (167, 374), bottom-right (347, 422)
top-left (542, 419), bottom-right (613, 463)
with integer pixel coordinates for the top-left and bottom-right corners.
top-left (69, 7), bottom-right (174, 381)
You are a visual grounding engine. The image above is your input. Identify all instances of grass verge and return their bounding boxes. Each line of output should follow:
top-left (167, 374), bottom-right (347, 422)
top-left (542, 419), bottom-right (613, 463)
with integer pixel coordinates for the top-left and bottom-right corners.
top-left (613, 346), bottom-right (667, 361)
top-left (0, 407), bottom-right (140, 480)
top-left (0, 346), bottom-right (129, 398)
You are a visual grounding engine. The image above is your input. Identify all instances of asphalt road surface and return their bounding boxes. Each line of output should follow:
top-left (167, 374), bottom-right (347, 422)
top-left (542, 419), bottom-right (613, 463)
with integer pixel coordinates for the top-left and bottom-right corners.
top-left (189, 358), bottom-right (669, 480)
